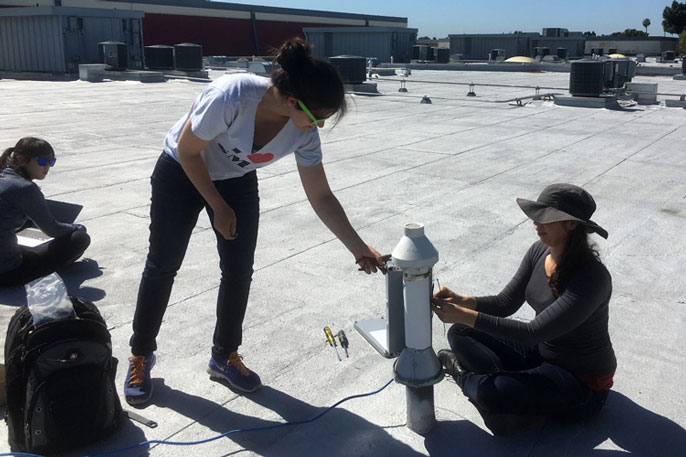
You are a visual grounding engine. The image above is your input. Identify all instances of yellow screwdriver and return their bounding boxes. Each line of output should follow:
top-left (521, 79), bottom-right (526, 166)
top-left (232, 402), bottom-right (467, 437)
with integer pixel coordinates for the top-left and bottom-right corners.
top-left (324, 326), bottom-right (341, 361)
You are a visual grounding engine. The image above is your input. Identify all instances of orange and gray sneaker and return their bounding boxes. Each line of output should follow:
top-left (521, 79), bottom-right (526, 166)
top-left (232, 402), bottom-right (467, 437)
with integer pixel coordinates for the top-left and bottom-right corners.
top-left (124, 354), bottom-right (156, 406)
top-left (207, 352), bottom-right (262, 393)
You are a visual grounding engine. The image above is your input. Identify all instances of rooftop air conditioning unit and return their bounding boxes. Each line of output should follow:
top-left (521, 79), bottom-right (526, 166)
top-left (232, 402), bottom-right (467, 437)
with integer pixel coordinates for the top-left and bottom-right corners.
top-left (174, 43), bottom-right (203, 71)
top-left (99, 41), bottom-right (127, 71)
top-left (436, 48), bottom-right (450, 63)
top-left (604, 59), bottom-right (637, 89)
top-left (412, 45), bottom-right (428, 61)
top-left (569, 60), bottom-right (605, 96)
top-left (329, 55), bottom-right (366, 84)
top-left (569, 58), bottom-right (637, 97)
top-left (662, 50), bottom-right (676, 62)
top-left (144, 45), bottom-right (174, 70)
top-left (534, 47), bottom-right (550, 58)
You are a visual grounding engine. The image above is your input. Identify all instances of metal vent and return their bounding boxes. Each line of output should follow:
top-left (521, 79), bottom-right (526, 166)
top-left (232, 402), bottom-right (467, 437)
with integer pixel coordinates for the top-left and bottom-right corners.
top-left (557, 47), bottom-right (568, 59)
top-left (174, 43), bottom-right (203, 71)
top-left (329, 55), bottom-right (366, 84)
top-left (144, 45), bottom-right (174, 70)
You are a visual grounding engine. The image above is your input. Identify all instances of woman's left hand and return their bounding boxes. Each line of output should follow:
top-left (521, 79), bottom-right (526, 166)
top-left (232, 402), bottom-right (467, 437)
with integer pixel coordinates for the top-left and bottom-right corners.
top-left (354, 245), bottom-right (385, 274)
top-left (431, 297), bottom-right (478, 326)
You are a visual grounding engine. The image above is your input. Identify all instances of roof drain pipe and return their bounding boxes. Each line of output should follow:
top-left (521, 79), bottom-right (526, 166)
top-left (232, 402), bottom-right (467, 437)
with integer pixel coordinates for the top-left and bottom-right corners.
top-left (391, 222), bottom-right (442, 435)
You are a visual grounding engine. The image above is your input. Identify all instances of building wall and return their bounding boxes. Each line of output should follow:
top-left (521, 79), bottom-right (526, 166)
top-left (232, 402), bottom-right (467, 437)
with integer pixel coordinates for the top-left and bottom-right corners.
top-left (0, 0), bottom-right (408, 56)
top-left (0, 7), bottom-right (144, 73)
top-left (532, 37), bottom-right (585, 58)
top-left (449, 35), bottom-right (532, 60)
top-left (449, 34), bottom-right (585, 59)
top-left (304, 28), bottom-right (417, 63)
top-left (584, 38), bottom-right (678, 56)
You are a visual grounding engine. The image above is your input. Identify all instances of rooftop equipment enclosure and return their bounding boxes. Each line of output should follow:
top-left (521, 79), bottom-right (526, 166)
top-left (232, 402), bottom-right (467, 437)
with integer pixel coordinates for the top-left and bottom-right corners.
top-left (304, 26), bottom-right (418, 63)
top-left (0, 6), bottom-right (144, 74)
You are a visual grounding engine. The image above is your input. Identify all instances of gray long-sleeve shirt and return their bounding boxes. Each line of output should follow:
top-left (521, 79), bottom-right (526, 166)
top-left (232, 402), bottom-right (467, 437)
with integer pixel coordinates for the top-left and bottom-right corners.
top-left (0, 167), bottom-right (75, 273)
top-left (474, 241), bottom-right (616, 376)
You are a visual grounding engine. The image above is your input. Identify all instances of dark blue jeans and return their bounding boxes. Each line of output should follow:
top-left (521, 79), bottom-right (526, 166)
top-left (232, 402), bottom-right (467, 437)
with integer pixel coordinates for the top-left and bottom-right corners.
top-left (130, 153), bottom-right (259, 360)
top-left (448, 324), bottom-right (607, 433)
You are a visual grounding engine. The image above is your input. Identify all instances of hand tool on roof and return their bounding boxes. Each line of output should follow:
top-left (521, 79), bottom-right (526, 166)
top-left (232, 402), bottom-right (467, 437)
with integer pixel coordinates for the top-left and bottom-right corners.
top-left (324, 326), bottom-right (341, 361)
top-left (337, 330), bottom-right (350, 358)
top-left (124, 409), bottom-right (158, 428)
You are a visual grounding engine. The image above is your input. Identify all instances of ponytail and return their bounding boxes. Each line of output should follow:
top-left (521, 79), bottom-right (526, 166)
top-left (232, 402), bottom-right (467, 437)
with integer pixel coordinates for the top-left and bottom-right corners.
top-left (271, 37), bottom-right (347, 119)
top-left (0, 147), bottom-right (14, 170)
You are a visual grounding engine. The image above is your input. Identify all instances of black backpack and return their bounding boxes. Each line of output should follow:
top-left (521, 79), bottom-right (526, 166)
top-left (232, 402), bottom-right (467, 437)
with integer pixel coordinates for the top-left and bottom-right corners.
top-left (4, 296), bottom-right (123, 454)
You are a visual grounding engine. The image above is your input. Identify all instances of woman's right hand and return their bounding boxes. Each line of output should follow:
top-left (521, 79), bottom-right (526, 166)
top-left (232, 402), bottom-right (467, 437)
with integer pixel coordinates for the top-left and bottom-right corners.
top-left (212, 204), bottom-right (238, 240)
top-left (433, 286), bottom-right (477, 309)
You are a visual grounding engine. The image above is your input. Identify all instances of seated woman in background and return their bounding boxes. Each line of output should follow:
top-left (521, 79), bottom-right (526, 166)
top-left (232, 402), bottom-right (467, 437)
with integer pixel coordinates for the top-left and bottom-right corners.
top-left (432, 183), bottom-right (615, 435)
top-left (0, 137), bottom-right (90, 288)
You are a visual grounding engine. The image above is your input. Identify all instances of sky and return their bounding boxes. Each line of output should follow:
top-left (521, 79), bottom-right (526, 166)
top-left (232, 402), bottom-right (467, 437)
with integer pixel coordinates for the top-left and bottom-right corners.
top-left (221, 0), bottom-right (678, 38)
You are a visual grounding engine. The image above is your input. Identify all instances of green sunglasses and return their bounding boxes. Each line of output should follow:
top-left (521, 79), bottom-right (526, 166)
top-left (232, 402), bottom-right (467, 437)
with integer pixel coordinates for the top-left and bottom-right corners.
top-left (297, 99), bottom-right (332, 127)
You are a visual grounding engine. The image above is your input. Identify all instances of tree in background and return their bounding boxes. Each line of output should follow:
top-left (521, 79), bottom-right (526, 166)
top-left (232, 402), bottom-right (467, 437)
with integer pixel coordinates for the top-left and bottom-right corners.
top-left (679, 30), bottom-right (686, 55)
top-left (642, 18), bottom-right (651, 33)
top-left (583, 31), bottom-right (597, 37)
top-left (611, 28), bottom-right (649, 37)
top-left (662, 1), bottom-right (686, 35)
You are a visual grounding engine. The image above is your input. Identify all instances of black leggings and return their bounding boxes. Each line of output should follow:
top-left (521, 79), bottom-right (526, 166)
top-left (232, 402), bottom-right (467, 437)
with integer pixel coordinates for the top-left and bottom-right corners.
top-left (0, 230), bottom-right (90, 287)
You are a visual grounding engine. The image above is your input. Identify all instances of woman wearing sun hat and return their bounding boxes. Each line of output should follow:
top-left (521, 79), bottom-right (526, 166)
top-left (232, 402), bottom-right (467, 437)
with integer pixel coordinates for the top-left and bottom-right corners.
top-left (432, 183), bottom-right (615, 435)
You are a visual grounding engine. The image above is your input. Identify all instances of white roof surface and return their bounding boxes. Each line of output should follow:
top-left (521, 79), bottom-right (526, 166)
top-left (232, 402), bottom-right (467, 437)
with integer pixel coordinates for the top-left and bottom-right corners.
top-left (1, 67), bottom-right (685, 456)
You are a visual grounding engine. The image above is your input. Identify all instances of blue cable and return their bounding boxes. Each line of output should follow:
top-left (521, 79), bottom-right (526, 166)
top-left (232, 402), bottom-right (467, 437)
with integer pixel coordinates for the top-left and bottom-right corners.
top-left (0, 378), bottom-right (395, 457)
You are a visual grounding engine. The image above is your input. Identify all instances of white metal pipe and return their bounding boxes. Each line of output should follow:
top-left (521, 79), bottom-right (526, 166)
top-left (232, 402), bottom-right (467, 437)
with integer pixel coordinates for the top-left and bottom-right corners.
top-left (403, 275), bottom-right (432, 350)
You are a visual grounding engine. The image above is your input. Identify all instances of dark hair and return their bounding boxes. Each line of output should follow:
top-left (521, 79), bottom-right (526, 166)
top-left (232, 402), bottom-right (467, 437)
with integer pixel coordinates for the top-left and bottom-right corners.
top-left (271, 37), bottom-right (347, 119)
top-left (0, 137), bottom-right (55, 171)
top-left (548, 225), bottom-right (600, 295)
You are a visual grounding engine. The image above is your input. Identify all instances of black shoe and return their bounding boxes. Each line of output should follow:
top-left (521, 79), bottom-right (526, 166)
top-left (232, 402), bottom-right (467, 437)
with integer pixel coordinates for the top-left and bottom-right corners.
top-left (438, 349), bottom-right (463, 380)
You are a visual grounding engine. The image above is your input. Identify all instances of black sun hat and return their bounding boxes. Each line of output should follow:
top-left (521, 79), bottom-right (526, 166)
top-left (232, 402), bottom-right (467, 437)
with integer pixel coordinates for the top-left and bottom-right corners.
top-left (516, 183), bottom-right (608, 239)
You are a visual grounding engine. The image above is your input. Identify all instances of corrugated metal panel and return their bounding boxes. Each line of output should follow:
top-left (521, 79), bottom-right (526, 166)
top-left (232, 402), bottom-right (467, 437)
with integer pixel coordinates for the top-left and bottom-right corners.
top-left (0, 15), bottom-right (65, 72)
top-left (450, 35), bottom-right (532, 59)
top-left (0, 10), bottom-right (145, 72)
top-left (305, 29), bottom-right (416, 63)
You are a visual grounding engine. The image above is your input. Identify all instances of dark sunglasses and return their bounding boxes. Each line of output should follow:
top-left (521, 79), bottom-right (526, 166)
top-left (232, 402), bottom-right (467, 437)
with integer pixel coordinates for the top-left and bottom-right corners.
top-left (35, 157), bottom-right (56, 167)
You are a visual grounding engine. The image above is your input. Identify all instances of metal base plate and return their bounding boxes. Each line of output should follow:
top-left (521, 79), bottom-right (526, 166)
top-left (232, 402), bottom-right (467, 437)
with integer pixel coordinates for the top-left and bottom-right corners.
top-left (354, 318), bottom-right (395, 358)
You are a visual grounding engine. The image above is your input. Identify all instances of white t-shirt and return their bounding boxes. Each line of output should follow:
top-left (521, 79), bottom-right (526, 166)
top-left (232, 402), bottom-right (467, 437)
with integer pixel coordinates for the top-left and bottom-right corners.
top-left (163, 74), bottom-right (322, 181)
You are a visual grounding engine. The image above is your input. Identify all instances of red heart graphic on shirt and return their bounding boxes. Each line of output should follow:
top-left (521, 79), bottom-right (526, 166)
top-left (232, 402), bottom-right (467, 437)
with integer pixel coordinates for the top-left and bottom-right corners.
top-left (247, 152), bottom-right (274, 164)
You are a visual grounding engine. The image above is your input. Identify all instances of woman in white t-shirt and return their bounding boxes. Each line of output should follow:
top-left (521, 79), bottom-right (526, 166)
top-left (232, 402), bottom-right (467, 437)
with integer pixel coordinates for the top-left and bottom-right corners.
top-left (124, 38), bottom-right (384, 406)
